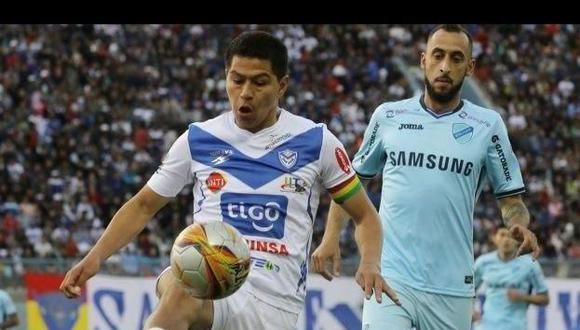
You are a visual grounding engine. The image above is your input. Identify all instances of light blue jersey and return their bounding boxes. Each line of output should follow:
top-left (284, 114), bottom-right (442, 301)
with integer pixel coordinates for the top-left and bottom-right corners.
top-left (0, 289), bottom-right (16, 324)
top-left (475, 252), bottom-right (548, 330)
top-left (353, 94), bottom-right (525, 297)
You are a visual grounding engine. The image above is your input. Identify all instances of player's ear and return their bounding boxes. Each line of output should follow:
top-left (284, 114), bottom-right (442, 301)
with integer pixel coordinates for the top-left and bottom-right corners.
top-left (278, 75), bottom-right (289, 98)
top-left (466, 58), bottom-right (475, 77)
top-left (420, 52), bottom-right (426, 70)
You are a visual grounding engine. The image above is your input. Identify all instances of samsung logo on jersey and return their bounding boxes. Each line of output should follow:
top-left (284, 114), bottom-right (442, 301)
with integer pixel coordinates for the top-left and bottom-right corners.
top-left (387, 150), bottom-right (473, 176)
top-left (398, 123), bottom-right (424, 130)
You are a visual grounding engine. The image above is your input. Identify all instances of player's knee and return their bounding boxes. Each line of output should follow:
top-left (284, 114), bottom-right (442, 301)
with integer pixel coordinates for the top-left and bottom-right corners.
top-left (159, 280), bottom-right (212, 326)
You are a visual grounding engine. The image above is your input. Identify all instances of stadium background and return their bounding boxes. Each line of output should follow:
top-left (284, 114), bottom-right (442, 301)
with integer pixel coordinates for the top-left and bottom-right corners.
top-left (0, 24), bottom-right (577, 329)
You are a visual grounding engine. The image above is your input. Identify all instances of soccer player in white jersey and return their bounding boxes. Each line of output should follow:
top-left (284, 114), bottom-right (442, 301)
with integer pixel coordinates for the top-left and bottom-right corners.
top-left (473, 227), bottom-right (549, 330)
top-left (311, 24), bottom-right (541, 330)
top-left (59, 30), bottom-right (398, 330)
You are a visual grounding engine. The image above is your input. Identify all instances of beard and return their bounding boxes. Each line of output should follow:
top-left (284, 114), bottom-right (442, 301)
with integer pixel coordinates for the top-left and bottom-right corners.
top-left (424, 75), bottom-right (465, 104)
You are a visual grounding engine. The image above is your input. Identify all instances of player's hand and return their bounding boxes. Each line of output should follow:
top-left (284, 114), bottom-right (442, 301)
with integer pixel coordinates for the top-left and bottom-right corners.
top-left (310, 240), bottom-right (341, 281)
top-left (355, 262), bottom-right (400, 305)
top-left (472, 309), bottom-right (482, 322)
top-left (509, 224), bottom-right (540, 259)
top-left (507, 288), bottom-right (523, 302)
top-left (59, 254), bottom-right (102, 299)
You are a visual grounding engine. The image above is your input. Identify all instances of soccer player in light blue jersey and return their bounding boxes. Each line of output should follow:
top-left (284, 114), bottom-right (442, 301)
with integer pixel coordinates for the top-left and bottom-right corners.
top-left (311, 24), bottom-right (541, 330)
top-left (0, 289), bottom-right (19, 329)
top-left (473, 227), bottom-right (549, 330)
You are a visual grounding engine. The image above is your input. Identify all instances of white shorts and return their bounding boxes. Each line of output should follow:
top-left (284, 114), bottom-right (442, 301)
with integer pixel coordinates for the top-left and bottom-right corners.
top-left (156, 267), bottom-right (299, 330)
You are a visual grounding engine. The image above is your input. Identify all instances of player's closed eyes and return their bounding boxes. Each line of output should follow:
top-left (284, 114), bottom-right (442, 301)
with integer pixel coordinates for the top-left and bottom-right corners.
top-left (231, 78), bottom-right (268, 87)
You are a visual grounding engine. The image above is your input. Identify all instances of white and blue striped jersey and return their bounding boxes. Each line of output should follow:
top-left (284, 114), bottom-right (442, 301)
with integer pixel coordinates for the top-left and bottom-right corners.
top-left (148, 108), bottom-right (357, 313)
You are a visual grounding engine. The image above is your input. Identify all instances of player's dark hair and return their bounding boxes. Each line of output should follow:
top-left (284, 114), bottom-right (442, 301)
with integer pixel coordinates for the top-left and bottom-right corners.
top-left (225, 30), bottom-right (288, 80)
top-left (427, 24), bottom-right (473, 55)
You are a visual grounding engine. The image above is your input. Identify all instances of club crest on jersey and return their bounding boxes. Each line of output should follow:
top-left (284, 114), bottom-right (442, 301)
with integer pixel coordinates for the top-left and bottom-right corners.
top-left (206, 172), bottom-right (227, 193)
top-left (335, 147), bottom-right (351, 174)
top-left (452, 123), bottom-right (474, 144)
top-left (210, 149), bottom-right (233, 166)
top-left (278, 149), bottom-right (298, 169)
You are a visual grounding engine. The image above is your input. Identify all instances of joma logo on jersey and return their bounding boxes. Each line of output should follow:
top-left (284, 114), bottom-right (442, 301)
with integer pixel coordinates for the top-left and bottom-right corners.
top-left (398, 123), bottom-right (424, 130)
top-left (221, 193), bottom-right (288, 239)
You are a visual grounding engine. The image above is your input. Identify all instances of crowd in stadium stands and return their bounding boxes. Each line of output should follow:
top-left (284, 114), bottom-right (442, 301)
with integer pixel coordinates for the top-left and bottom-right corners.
top-left (0, 25), bottom-right (578, 275)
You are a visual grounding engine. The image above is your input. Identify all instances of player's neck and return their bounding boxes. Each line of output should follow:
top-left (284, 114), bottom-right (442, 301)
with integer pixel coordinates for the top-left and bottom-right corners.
top-left (498, 250), bottom-right (516, 262)
top-left (236, 108), bottom-right (282, 133)
top-left (422, 92), bottom-right (462, 114)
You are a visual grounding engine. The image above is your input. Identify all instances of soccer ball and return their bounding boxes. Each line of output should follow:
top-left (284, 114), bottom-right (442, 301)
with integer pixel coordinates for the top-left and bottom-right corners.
top-left (170, 221), bottom-right (251, 299)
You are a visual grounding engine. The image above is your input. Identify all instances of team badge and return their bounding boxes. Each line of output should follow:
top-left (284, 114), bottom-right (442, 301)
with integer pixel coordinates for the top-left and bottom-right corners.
top-left (452, 123), bottom-right (474, 144)
top-left (278, 149), bottom-right (298, 169)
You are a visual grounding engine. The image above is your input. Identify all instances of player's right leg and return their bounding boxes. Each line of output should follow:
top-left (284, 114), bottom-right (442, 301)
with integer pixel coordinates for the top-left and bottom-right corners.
top-left (144, 267), bottom-right (214, 330)
top-left (362, 280), bottom-right (416, 330)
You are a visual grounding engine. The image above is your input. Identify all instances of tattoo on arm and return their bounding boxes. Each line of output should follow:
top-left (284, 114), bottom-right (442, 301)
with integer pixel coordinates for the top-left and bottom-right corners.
top-left (502, 200), bottom-right (530, 227)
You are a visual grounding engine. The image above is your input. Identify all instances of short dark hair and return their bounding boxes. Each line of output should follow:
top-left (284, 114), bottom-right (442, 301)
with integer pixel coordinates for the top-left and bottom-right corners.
top-left (427, 24), bottom-right (473, 55)
top-left (225, 30), bottom-right (288, 80)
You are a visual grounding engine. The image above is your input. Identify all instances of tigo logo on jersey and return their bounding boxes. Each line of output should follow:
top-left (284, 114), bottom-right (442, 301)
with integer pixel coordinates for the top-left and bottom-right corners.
top-left (278, 149), bottom-right (298, 169)
top-left (335, 148), bottom-right (351, 174)
top-left (221, 193), bottom-right (288, 239)
top-left (280, 176), bottom-right (308, 193)
top-left (206, 172), bottom-right (227, 193)
top-left (452, 123), bottom-right (474, 144)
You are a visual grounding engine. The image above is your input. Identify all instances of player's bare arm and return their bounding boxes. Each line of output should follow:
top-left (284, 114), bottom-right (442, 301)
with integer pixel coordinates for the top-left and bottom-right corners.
top-left (311, 179), bottom-right (371, 280)
top-left (310, 200), bottom-right (347, 279)
top-left (312, 183), bottom-right (399, 305)
top-left (60, 185), bottom-right (171, 298)
top-left (498, 195), bottom-right (540, 258)
top-left (506, 289), bottom-right (550, 306)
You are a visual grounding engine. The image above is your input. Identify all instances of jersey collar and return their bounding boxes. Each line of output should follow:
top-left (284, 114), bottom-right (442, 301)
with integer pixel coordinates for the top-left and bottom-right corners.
top-left (419, 94), bottom-right (464, 119)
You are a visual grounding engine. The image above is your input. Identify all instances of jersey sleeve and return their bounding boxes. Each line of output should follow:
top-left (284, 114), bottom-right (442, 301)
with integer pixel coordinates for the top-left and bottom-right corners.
top-left (474, 255), bottom-right (485, 290)
top-left (319, 126), bottom-right (362, 204)
top-left (530, 261), bottom-right (549, 294)
top-left (485, 115), bottom-right (525, 199)
top-left (352, 105), bottom-right (386, 179)
top-left (146, 130), bottom-right (193, 197)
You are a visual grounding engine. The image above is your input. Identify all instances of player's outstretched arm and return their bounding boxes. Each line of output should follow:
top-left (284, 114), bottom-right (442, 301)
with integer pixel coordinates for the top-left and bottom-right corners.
top-left (59, 185), bottom-right (171, 298)
top-left (311, 199), bottom-right (351, 281)
top-left (507, 289), bottom-right (550, 306)
top-left (336, 187), bottom-right (399, 305)
top-left (497, 195), bottom-right (540, 258)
